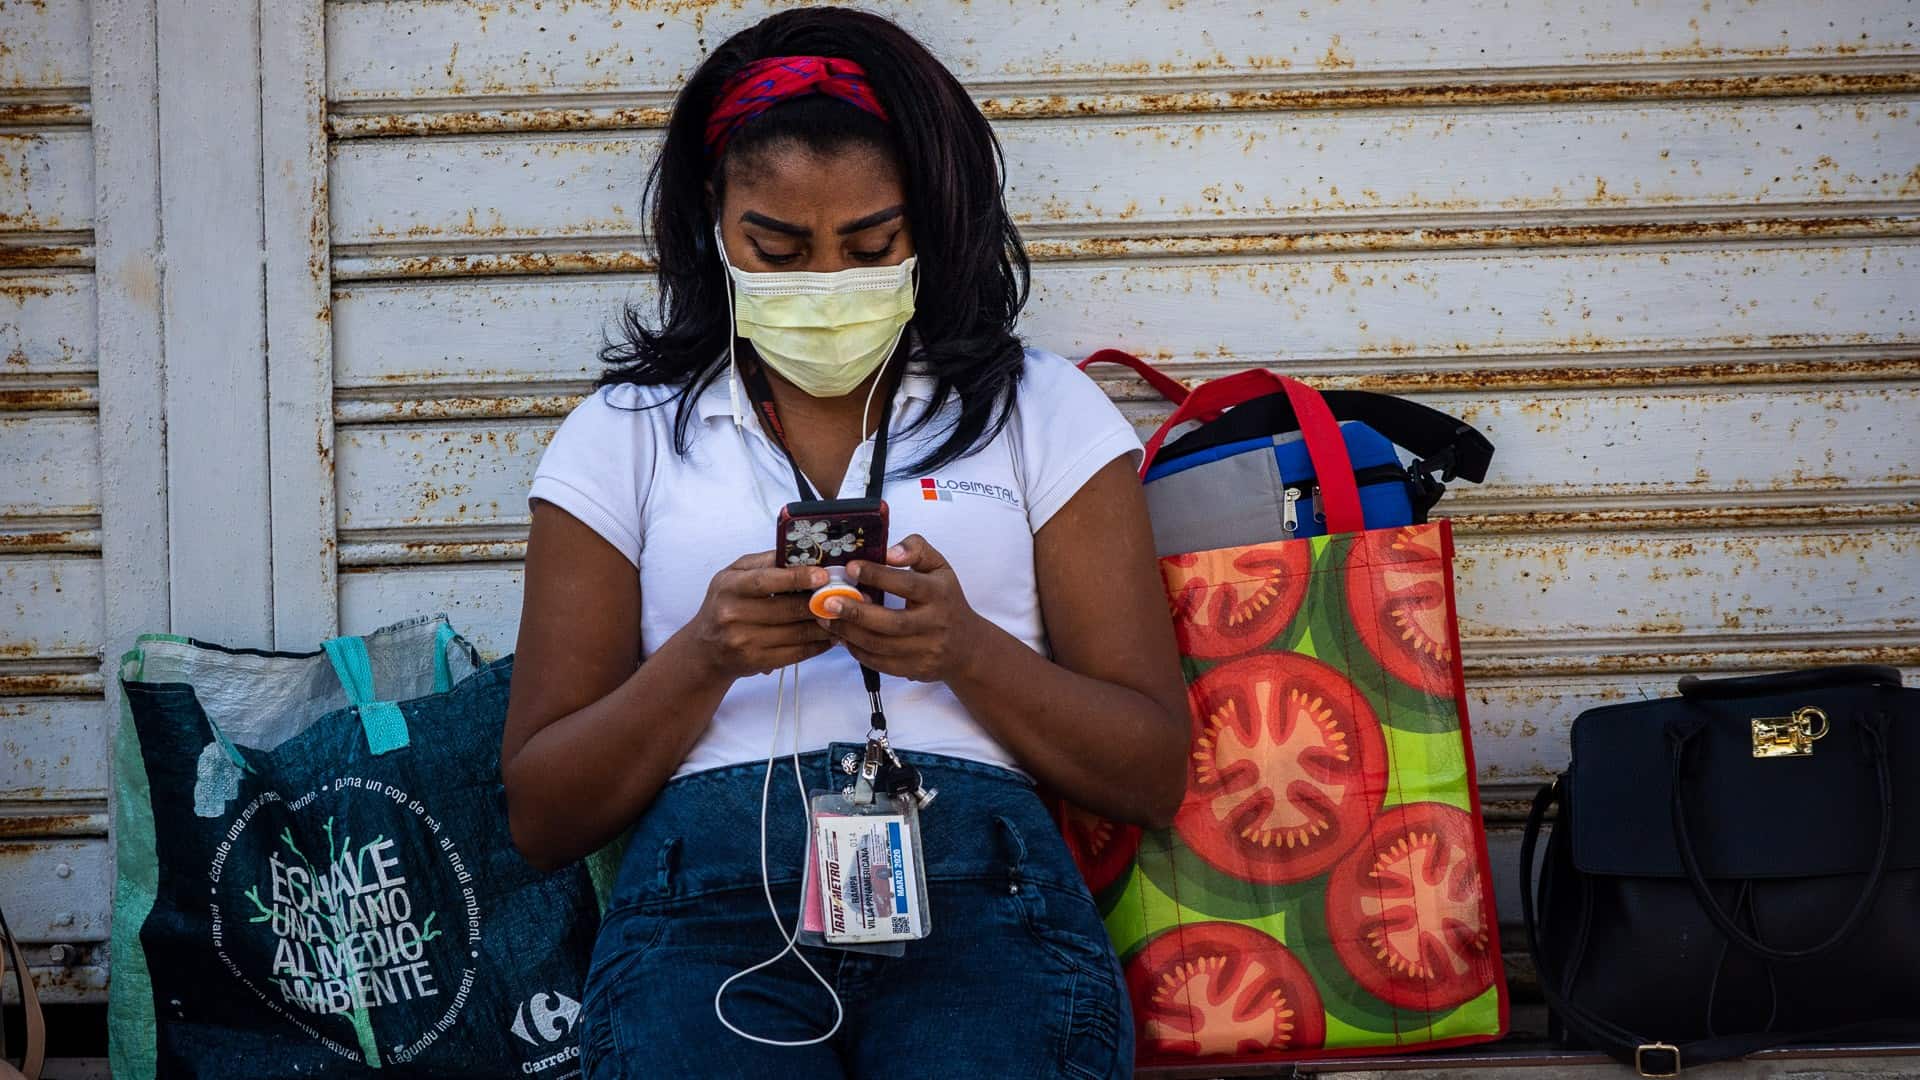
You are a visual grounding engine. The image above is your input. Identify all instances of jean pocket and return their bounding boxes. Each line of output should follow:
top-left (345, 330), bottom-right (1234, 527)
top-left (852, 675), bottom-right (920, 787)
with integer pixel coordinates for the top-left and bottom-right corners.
top-left (1007, 885), bottom-right (1126, 1077)
top-left (580, 906), bottom-right (667, 1015)
top-left (1058, 966), bottom-right (1125, 1080)
top-left (577, 998), bottom-right (621, 1080)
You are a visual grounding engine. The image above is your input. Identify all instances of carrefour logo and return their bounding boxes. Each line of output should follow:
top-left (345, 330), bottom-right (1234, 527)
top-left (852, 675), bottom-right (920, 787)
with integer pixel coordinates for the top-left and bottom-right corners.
top-left (511, 991), bottom-right (580, 1046)
top-left (919, 477), bottom-right (1020, 507)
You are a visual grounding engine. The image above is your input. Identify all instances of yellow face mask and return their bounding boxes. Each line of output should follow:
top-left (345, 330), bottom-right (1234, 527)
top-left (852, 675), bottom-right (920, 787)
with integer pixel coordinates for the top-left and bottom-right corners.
top-left (717, 226), bottom-right (917, 398)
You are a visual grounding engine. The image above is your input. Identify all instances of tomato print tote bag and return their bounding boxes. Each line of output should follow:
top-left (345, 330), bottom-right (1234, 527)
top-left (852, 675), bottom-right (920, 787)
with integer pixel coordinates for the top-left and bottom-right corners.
top-left (1061, 368), bottom-right (1509, 1067)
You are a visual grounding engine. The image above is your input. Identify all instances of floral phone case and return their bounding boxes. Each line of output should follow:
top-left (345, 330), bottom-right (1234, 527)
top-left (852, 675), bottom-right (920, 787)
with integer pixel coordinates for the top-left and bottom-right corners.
top-left (777, 497), bottom-right (889, 571)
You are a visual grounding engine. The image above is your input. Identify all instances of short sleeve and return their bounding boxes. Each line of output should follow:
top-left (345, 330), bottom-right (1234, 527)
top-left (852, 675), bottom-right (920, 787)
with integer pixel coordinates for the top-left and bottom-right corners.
top-left (1013, 347), bottom-right (1145, 531)
top-left (527, 383), bottom-right (658, 568)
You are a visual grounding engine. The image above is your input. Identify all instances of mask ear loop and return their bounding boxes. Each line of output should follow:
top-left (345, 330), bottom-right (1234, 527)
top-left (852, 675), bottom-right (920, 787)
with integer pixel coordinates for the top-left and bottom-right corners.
top-left (858, 259), bottom-right (919, 448)
top-left (719, 224), bottom-right (789, 518)
top-left (716, 224), bottom-right (748, 433)
top-left (713, 661), bottom-right (847, 1047)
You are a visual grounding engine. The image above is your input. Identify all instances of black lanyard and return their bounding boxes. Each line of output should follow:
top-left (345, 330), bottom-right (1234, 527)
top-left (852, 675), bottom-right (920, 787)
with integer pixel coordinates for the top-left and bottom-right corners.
top-left (738, 361), bottom-right (893, 504)
top-left (737, 360), bottom-right (895, 734)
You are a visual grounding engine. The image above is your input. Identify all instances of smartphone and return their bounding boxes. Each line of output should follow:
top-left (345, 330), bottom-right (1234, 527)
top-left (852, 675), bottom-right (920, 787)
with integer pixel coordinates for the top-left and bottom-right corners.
top-left (777, 497), bottom-right (890, 608)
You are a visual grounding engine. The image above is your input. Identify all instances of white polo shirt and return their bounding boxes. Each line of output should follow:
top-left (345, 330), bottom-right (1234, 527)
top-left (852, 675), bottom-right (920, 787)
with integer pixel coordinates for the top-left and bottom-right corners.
top-left (527, 346), bottom-right (1142, 777)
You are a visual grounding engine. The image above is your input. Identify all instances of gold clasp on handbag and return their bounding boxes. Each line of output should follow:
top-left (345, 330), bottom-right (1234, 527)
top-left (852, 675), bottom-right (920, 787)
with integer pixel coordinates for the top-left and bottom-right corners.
top-left (1750, 706), bottom-right (1829, 758)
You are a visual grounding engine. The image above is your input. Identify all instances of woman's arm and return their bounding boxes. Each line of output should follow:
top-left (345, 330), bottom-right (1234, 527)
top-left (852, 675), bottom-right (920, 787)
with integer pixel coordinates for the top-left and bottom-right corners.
top-left (501, 501), bottom-right (832, 871)
top-left (827, 455), bottom-right (1190, 826)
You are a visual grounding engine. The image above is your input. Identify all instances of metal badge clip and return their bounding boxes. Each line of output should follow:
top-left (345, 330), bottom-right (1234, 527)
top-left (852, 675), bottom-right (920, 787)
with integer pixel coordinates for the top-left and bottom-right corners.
top-left (851, 738), bottom-right (885, 805)
top-left (1750, 706), bottom-right (1830, 758)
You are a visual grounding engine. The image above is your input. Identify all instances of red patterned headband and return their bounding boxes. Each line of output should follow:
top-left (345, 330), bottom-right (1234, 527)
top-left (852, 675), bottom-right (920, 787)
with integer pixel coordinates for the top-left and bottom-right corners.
top-left (704, 55), bottom-right (890, 163)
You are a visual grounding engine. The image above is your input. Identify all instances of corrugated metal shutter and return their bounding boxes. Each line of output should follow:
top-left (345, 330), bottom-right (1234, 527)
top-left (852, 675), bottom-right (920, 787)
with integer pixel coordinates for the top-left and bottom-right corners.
top-left (3, 0), bottom-right (1916, 1009)
top-left (323, 0), bottom-right (1919, 945)
top-left (2, 0), bottom-right (115, 1005)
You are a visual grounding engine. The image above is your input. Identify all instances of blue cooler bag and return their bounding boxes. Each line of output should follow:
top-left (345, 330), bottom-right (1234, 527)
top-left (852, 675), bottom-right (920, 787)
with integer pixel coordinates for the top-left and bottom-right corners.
top-left (111, 615), bottom-right (602, 1079)
top-left (1080, 350), bottom-right (1493, 556)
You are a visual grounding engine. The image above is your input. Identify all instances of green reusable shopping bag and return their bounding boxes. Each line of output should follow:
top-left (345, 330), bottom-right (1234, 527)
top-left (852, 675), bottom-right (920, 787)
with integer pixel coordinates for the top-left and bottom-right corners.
top-left (110, 615), bottom-right (611, 1078)
top-left (1059, 371), bottom-right (1509, 1066)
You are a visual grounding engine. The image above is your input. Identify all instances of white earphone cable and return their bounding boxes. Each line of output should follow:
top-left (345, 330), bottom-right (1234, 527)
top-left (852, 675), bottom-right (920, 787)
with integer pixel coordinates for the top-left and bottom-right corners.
top-left (712, 660), bottom-right (846, 1046)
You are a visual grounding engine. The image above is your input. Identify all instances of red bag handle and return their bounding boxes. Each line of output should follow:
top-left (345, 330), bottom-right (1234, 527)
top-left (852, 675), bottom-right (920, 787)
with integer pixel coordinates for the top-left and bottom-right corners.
top-left (1077, 349), bottom-right (1193, 407)
top-left (1140, 368), bottom-right (1366, 534)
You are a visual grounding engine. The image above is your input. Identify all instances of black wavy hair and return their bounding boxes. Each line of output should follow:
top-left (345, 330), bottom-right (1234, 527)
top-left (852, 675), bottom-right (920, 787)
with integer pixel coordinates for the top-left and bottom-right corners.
top-left (596, 7), bottom-right (1031, 475)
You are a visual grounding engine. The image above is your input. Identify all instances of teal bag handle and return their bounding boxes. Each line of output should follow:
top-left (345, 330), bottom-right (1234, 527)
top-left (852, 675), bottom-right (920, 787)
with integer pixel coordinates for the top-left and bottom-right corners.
top-left (322, 634), bottom-right (411, 756)
top-left (432, 621), bottom-right (458, 694)
top-left (322, 635), bottom-right (377, 706)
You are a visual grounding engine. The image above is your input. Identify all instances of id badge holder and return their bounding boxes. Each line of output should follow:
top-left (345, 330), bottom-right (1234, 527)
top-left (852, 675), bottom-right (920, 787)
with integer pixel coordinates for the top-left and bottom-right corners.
top-left (797, 739), bottom-right (933, 956)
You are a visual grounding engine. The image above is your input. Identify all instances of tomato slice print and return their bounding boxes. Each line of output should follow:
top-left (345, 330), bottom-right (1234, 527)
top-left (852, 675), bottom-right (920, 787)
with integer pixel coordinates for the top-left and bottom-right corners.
top-left (1325, 802), bottom-right (1497, 1012)
top-left (1176, 653), bottom-right (1389, 884)
top-left (1128, 922), bottom-right (1326, 1058)
top-left (1346, 525), bottom-right (1456, 699)
top-left (1161, 543), bottom-right (1311, 660)
top-left (1059, 804), bottom-right (1141, 896)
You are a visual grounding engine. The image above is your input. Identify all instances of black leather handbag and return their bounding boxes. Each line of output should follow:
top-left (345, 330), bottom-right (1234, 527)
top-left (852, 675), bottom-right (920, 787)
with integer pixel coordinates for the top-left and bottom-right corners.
top-left (1521, 665), bottom-right (1920, 1076)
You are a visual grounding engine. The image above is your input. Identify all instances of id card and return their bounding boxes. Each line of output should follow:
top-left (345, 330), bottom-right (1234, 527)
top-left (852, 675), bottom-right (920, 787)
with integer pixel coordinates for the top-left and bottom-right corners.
top-left (803, 793), bottom-right (931, 945)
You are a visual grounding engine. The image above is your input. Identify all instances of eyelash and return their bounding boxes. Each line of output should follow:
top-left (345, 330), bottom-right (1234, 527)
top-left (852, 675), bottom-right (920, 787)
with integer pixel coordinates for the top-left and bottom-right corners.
top-left (750, 237), bottom-right (896, 266)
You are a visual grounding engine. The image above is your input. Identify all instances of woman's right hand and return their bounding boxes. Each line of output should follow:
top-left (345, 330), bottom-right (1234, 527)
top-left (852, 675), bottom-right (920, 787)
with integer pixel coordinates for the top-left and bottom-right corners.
top-left (688, 552), bottom-right (835, 679)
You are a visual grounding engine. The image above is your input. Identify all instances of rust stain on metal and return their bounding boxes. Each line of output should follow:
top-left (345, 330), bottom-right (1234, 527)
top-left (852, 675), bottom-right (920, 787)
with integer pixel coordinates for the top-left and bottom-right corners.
top-left (0, 103), bottom-right (87, 126)
top-left (0, 958), bottom-right (108, 1003)
top-left (403, 539), bottom-right (521, 563)
top-left (0, 672), bottom-right (100, 697)
top-left (1449, 500), bottom-right (1920, 536)
top-left (1024, 216), bottom-right (1905, 262)
top-left (340, 394), bottom-right (586, 423)
top-left (331, 105), bottom-right (674, 139)
top-left (975, 72), bottom-right (1920, 121)
top-left (363, 249), bottom-right (654, 280)
top-left (329, 73), bottom-right (1920, 136)
top-left (0, 386), bottom-right (95, 410)
top-left (359, 216), bottom-right (1906, 282)
top-left (339, 538), bottom-right (530, 568)
top-left (0, 245), bottom-right (86, 270)
top-left (1092, 355), bottom-right (1920, 401)
top-left (1318, 35), bottom-right (1356, 72)
top-left (0, 531), bottom-right (98, 554)
top-left (1585, 40), bottom-right (1878, 64)
top-left (0, 813), bottom-right (105, 840)
top-left (0, 279), bottom-right (73, 302)
top-left (1465, 644), bottom-right (1920, 679)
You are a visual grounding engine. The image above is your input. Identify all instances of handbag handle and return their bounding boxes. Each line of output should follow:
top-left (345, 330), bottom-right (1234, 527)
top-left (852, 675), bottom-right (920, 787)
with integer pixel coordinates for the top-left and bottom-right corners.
top-left (1666, 713), bottom-right (1896, 962)
top-left (1677, 665), bottom-right (1903, 700)
top-left (1137, 369), bottom-right (1366, 533)
top-left (0, 902), bottom-right (45, 1080)
top-left (1519, 779), bottom-right (1920, 1075)
top-left (1077, 349), bottom-right (1194, 408)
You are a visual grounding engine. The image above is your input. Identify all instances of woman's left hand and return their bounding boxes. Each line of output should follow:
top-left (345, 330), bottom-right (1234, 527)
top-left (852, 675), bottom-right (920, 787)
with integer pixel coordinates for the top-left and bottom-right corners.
top-left (825, 534), bottom-right (988, 683)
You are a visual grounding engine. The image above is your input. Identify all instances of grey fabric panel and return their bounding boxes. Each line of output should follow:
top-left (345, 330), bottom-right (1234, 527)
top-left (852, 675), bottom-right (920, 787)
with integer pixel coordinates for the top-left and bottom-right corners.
top-left (129, 613), bottom-right (474, 753)
top-left (1145, 443), bottom-right (1290, 556)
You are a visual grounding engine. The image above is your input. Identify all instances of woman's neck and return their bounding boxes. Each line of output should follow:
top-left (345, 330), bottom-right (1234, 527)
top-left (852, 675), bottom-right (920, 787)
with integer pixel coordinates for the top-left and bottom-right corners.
top-left (751, 350), bottom-right (901, 443)
top-left (743, 347), bottom-right (903, 499)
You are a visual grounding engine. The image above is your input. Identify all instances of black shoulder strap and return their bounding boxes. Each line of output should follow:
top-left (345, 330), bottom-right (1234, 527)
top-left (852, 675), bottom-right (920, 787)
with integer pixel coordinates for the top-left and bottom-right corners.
top-left (1158, 388), bottom-right (1495, 484)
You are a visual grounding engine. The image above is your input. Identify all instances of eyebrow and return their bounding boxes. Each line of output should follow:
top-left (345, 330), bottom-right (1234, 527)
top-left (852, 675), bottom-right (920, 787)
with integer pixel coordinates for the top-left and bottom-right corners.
top-left (740, 205), bottom-right (906, 238)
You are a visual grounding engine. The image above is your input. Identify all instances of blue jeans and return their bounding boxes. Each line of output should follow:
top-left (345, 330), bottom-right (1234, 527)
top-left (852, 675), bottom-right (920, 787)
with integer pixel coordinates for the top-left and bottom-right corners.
top-left (579, 743), bottom-right (1134, 1078)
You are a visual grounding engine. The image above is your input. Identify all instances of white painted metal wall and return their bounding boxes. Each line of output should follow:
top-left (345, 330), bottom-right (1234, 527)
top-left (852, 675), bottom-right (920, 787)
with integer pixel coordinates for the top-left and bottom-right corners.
top-left (2, 0), bottom-right (1917, 1008)
top-left (4, 0), bottom-right (140, 1006)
